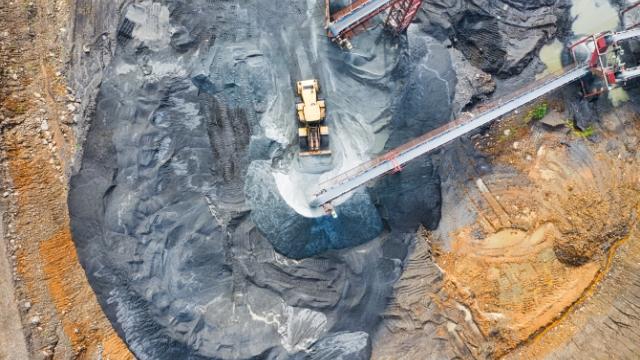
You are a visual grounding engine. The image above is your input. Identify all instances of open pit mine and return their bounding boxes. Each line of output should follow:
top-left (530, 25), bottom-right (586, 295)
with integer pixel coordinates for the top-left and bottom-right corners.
top-left (2, 0), bottom-right (640, 359)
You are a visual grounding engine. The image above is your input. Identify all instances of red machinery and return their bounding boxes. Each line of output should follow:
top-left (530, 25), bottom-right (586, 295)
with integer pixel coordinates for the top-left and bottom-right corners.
top-left (569, 29), bottom-right (640, 97)
top-left (568, 3), bottom-right (640, 97)
top-left (325, 0), bottom-right (424, 48)
top-left (386, 0), bottom-right (424, 35)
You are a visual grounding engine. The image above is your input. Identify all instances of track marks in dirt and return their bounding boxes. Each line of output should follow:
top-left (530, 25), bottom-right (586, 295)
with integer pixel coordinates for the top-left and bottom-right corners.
top-left (436, 102), bottom-right (640, 358)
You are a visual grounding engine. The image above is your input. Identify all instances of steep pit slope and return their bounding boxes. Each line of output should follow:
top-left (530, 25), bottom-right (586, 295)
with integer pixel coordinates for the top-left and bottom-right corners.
top-left (0, 0), bottom-right (132, 358)
top-left (422, 0), bottom-right (570, 77)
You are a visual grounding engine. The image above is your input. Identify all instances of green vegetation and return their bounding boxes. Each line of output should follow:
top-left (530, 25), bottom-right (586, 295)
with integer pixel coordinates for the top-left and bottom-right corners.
top-left (525, 103), bottom-right (549, 123)
top-left (575, 125), bottom-right (596, 138)
top-left (565, 120), bottom-right (596, 138)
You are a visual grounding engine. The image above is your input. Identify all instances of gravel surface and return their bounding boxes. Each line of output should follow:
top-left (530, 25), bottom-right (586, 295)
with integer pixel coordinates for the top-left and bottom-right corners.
top-left (67, 0), bottom-right (568, 358)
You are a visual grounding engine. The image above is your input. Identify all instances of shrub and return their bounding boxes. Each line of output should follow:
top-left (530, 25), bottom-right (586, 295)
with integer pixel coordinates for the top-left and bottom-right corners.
top-left (525, 103), bottom-right (549, 123)
top-left (565, 120), bottom-right (596, 138)
top-left (576, 125), bottom-right (595, 138)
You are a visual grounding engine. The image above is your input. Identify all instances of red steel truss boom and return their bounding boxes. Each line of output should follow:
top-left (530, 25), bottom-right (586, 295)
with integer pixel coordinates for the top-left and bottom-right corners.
top-left (325, 0), bottom-right (424, 46)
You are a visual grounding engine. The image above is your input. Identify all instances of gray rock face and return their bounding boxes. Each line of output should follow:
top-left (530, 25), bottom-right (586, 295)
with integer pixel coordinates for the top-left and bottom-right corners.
top-left (371, 31), bottom-right (467, 232)
top-left (391, 31), bottom-right (457, 143)
top-left (450, 48), bottom-right (497, 113)
top-left (422, 0), bottom-right (570, 77)
top-left (570, 99), bottom-right (598, 130)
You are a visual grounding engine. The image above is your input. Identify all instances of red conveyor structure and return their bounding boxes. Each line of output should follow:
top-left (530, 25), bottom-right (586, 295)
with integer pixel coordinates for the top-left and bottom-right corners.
top-left (325, 0), bottom-right (423, 47)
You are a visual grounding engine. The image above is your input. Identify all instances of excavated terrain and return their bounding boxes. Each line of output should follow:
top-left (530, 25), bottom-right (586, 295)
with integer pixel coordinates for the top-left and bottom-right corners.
top-left (0, 0), bottom-right (132, 358)
top-left (372, 96), bottom-right (640, 359)
top-left (2, 0), bottom-right (640, 359)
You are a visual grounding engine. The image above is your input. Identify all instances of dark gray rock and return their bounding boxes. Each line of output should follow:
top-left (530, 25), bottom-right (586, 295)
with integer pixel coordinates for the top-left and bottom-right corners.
top-left (390, 31), bottom-right (456, 143)
top-left (373, 158), bottom-right (442, 231)
top-left (371, 31), bottom-right (450, 232)
top-left (450, 48), bottom-right (496, 114)
top-left (421, 0), bottom-right (570, 77)
top-left (540, 109), bottom-right (568, 128)
top-left (570, 99), bottom-right (598, 130)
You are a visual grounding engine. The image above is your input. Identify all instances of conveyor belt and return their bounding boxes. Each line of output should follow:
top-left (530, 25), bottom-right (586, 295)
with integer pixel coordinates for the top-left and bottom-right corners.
top-left (326, 0), bottom-right (394, 38)
top-left (310, 66), bottom-right (591, 207)
top-left (613, 27), bottom-right (640, 42)
top-left (619, 66), bottom-right (640, 81)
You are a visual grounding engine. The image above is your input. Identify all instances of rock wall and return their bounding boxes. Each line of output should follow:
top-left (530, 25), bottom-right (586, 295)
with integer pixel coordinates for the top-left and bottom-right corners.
top-left (422, 0), bottom-right (570, 77)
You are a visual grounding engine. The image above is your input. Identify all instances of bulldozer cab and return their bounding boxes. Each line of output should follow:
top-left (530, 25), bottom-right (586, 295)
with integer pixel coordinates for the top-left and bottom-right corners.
top-left (295, 79), bottom-right (331, 157)
top-left (296, 80), bottom-right (325, 123)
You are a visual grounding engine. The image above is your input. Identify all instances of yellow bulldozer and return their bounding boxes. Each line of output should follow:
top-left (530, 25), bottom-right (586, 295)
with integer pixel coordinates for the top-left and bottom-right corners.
top-left (296, 79), bottom-right (331, 156)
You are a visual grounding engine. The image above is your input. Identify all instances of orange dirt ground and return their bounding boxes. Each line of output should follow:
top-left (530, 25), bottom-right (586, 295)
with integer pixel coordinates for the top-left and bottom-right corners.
top-left (433, 102), bottom-right (640, 358)
top-left (1, 0), bottom-right (133, 358)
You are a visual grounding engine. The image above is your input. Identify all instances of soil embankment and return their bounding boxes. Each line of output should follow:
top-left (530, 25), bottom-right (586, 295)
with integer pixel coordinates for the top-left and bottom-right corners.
top-left (0, 0), bottom-right (132, 358)
top-left (373, 99), bottom-right (640, 359)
